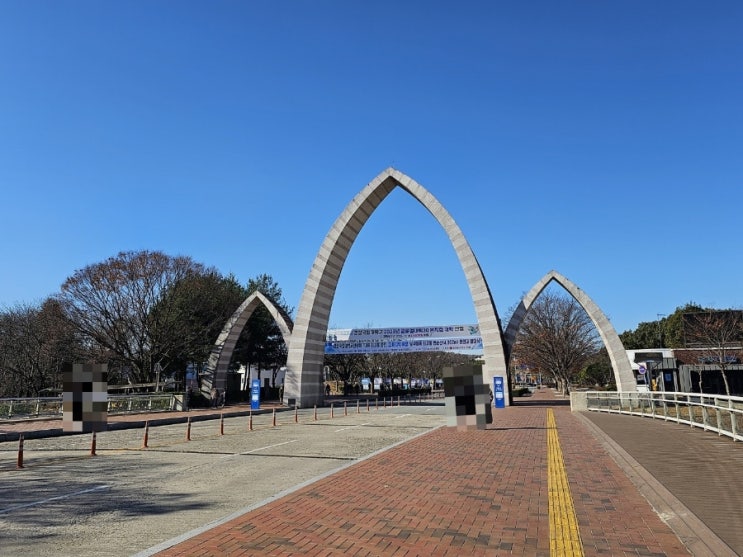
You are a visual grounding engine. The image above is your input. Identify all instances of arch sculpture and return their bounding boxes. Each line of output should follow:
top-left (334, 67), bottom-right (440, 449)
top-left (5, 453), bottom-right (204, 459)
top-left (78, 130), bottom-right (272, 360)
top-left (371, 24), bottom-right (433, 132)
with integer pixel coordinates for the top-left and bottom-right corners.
top-left (284, 168), bottom-right (509, 408)
top-left (503, 270), bottom-right (635, 391)
top-left (202, 290), bottom-right (293, 395)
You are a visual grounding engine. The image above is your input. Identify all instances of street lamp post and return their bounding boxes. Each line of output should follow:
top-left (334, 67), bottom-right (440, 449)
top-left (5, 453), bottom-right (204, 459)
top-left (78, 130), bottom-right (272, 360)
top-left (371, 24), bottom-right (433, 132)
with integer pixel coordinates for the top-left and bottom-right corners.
top-left (657, 313), bottom-right (667, 348)
top-left (656, 313), bottom-right (667, 390)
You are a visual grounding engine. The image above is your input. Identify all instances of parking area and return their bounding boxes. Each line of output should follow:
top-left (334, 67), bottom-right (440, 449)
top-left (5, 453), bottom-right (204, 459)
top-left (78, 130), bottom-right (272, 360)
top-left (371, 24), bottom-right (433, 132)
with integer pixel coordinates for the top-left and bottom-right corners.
top-left (0, 405), bottom-right (445, 557)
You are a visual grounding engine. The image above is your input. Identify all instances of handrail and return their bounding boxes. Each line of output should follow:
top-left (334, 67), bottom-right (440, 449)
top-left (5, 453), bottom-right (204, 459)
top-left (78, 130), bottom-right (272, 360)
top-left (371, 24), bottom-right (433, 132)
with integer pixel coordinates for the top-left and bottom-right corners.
top-left (0, 393), bottom-right (186, 419)
top-left (584, 391), bottom-right (743, 442)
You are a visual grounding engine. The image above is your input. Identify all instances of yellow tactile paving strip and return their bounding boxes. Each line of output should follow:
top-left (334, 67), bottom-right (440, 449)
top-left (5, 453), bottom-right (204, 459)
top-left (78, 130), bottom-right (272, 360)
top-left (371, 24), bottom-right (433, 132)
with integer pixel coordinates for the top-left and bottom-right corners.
top-left (547, 408), bottom-right (584, 556)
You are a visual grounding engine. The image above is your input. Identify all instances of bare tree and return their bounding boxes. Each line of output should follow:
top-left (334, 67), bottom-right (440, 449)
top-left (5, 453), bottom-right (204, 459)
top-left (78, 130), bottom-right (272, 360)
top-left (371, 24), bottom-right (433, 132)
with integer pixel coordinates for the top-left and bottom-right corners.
top-left (324, 353), bottom-right (367, 392)
top-left (511, 292), bottom-right (600, 395)
top-left (0, 299), bottom-right (87, 396)
top-left (57, 250), bottom-right (209, 384)
top-left (683, 310), bottom-right (743, 396)
top-left (416, 351), bottom-right (475, 386)
top-left (351, 350), bottom-right (475, 392)
top-left (365, 352), bottom-right (396, 389)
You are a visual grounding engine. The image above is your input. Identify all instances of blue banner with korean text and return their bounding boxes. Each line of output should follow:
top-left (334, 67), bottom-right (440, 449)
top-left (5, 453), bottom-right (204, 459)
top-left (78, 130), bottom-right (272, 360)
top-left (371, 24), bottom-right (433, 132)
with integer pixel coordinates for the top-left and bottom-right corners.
top-left (325, 324), bottom-right (483, 354)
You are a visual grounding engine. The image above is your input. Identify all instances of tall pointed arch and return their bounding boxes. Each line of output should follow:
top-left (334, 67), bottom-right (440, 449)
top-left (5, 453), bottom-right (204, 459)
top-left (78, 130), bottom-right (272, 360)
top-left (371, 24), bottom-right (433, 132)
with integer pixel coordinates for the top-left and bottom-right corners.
top-left (285, 168), bottom-right (509, 407)
top-left (202, 290), bottom-right (293, 394)
top-left (504, 270), bottom-right (636, 391)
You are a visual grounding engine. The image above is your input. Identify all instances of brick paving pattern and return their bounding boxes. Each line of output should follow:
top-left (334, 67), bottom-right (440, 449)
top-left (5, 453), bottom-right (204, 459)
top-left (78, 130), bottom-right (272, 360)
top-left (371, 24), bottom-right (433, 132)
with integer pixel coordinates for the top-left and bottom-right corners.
top-left (557, 407), bottom-right (691, 557)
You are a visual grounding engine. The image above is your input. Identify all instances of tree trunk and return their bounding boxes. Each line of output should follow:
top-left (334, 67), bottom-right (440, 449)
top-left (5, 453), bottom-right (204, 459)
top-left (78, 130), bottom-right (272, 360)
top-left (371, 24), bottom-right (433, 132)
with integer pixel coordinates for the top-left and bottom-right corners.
top-left (698, 368), bottom-right (704, 394)
top-left (720, 367), bottom-right (731, 396)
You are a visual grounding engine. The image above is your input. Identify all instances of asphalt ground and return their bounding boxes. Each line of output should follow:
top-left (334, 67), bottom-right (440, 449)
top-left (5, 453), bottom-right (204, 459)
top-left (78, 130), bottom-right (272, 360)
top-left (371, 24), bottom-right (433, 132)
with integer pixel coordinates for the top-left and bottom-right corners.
top-left (1, 391), bottom-right (742, 556)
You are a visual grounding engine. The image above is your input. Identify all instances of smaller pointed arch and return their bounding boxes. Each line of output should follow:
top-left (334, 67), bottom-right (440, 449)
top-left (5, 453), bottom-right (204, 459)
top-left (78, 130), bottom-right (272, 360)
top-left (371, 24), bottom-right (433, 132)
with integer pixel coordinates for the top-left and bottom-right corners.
top-left (504, 270), bottom-right (635, 392)
top-left (202, 291), bottom-right (293, 394)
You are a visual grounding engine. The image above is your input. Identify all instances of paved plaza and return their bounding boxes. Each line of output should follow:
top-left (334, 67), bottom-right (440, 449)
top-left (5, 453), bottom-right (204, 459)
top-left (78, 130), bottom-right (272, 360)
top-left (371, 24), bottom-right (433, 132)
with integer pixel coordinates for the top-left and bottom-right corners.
top-left (1, 390), bottom-right (741, 556)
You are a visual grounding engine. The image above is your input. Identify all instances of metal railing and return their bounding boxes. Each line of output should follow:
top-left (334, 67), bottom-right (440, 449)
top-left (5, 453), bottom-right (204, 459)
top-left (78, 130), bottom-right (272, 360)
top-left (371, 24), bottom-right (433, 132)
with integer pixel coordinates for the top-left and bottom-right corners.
top-left (107, 393), bottom-right (184, 414)
top-left (0, 393), bottom-right (185, 420)
top-left (0, 397), bottom-right (63, 419)
top-left (585, 391), bottom-right (743, 442)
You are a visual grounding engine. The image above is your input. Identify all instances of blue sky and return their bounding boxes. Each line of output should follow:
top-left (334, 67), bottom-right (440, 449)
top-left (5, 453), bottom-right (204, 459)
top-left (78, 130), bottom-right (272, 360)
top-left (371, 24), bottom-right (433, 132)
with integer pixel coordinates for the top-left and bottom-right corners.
top-left (1, 1), bottom-right (741, 335)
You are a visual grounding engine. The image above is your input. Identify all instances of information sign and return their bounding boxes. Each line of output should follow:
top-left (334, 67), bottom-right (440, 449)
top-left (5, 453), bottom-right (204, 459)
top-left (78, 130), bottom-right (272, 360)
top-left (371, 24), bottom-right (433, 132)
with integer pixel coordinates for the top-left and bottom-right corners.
top-left (493, 376), bottom-right (505, 409)
top-left (250, 378), bottom-right (261, 410)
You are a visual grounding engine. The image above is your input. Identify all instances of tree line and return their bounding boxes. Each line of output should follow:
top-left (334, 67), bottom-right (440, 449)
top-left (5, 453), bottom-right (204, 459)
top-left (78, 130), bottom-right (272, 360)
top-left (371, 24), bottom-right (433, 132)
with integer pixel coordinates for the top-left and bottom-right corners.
top-left (0, 250), bottom-right (291, 397)
top-left (512, 296), bottom-right (743, 396)
top-left (4, 250), bottom-right (738, 399)
top-left (1, 249), bottom-right (481, 399)
top-left (620, 303), bottom-right (743, 396)
top-left (323, 351), bottom-right (478, 393)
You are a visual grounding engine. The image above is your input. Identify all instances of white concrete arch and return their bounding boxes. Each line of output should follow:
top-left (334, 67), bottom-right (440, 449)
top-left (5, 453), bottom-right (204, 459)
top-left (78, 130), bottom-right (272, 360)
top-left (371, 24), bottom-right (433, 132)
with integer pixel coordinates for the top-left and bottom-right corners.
top-left (284, 168), bottom-right (509, 407)
top-left (202, 290), bottom-right (293, 394)
top-left (503, 270), bottom-right (635, 392)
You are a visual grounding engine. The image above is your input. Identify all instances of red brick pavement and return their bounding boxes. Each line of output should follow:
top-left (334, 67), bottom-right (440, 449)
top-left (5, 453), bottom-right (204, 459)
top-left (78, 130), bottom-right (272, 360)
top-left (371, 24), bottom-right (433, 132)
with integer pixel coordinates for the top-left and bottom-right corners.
top-left (152, 390), bottom-right (691, 557)
top-left (555, 406), bottom-right (688, 556)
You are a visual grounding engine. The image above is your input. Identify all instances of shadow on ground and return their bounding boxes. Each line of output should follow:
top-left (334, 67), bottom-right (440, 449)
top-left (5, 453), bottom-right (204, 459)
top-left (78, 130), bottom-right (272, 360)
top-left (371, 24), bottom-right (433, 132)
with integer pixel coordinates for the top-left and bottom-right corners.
top-left (512, 397), bottom-right (570, 407)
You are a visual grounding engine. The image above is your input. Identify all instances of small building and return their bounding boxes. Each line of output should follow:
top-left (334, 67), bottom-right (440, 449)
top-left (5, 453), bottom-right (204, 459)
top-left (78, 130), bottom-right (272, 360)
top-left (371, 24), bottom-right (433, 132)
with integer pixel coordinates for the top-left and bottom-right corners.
top-left (625, 347), bottom-right (743, 396)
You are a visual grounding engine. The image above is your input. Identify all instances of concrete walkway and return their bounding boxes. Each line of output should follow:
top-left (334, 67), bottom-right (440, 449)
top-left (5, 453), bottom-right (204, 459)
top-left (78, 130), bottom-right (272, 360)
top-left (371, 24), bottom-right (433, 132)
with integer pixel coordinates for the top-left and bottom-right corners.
top-left (5, 390), bottom-right (742, 556)
top-left (581, 408), bottom-right (743, 555)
